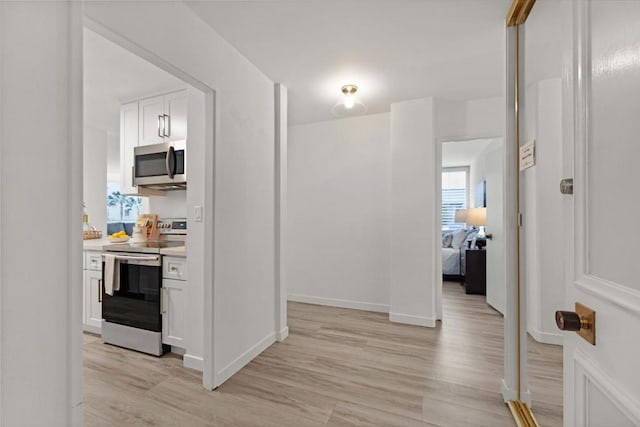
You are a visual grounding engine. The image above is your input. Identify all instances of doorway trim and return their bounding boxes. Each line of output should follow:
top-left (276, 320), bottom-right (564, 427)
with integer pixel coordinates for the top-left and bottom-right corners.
top-left (83, 17), bottom-right (218, 391)
top-left (436, 136), bottom-right (507, 322)
top-left (504, 0), bottom-right (538, 424)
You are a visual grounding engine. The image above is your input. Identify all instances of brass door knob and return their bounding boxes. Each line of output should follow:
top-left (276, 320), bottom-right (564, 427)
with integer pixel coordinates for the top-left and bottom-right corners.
top-left (555, 303), bottom-right (596, 345)
top-left (555, 310), bottom-right (588, 331)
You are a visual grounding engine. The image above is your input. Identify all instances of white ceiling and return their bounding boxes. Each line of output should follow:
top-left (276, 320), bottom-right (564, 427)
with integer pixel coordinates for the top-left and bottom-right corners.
top-left (442, 139), bottom-right (494, 168)
top-left (186, 0), bottom-right (562, 125)
top-left (84, 28), bottom-right (186, 135)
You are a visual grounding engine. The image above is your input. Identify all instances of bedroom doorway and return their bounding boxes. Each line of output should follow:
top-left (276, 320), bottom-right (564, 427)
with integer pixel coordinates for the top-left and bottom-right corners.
top-left (438, 138), bottom-right (507, 319)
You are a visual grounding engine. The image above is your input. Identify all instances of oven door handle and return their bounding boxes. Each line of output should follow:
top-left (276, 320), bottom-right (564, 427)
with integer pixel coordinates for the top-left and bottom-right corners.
top-left (102, 254), bottom-right (161, 266)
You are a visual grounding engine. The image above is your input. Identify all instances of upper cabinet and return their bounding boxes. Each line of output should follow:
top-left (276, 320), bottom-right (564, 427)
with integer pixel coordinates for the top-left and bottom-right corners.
top-left (139, 90), bottom-right (188, 146)
top-left (138, 96), bottom-right (166, 146)
top-left (120, 89), bottom-right (188, 194)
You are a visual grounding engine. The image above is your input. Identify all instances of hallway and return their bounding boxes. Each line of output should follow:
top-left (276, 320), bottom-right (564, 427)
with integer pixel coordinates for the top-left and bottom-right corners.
top-left (84, 282), bottom-right (562, 426)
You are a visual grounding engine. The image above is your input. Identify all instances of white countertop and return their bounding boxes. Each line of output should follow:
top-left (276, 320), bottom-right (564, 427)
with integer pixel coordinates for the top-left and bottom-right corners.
top-left (83, 238), bottom-right (111, 252)
top-left (160, 246), bottom-right (186, 257)
top-left (83, 239), bottom-right (186, 257)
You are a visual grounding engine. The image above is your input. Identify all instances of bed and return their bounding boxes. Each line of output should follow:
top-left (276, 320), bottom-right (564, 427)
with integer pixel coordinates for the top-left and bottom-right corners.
top-left (442, 229), bottom-right (478, 280)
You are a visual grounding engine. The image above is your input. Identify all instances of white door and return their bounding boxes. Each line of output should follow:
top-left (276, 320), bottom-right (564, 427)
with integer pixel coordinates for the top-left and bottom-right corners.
top-left (485, 140), bottom-right (505, 314)
top-left (162, 279), bottom-right (185, 347)
top-left (164, 90), bottom-right (188, 143)
top-left (562, 2), bottom-right (640, 426)
top-left (138, 95), bottom-right (166, 146)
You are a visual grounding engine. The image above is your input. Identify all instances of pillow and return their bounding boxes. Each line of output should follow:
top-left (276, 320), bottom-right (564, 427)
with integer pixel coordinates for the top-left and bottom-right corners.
top-left (442, 233), bottom-right (453, 248)
top-left (451, 229), bottom-right (467, 249)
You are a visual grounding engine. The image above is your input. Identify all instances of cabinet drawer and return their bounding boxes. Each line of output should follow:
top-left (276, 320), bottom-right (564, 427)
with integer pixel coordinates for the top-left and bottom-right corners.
top-left (163, 257), bottom-right (187, 281)
top-left (85, 251), bottom-right (103, 272)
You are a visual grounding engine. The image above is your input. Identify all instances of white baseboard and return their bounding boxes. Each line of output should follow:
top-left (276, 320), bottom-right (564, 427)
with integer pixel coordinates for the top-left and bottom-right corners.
top-left (502, 379), bottom-right (532, 405)
top-left (215, 332), bottom-right (276, 387)
top-left (528, 327), bottom-right (563, 346)
top-left (288, 293), bottom-right (389, 313)
top-left (183, 354), bottom-right (203, 372)
top-left (83, 325), bottom-right (101, 335)
top-left (276, 326), bottom-right (289, 342)
top-left (389, 312), bottom-right (436, 327)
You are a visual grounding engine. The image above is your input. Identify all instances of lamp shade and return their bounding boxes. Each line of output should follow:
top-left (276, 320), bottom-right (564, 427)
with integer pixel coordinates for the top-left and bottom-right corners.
top-left (466, 207), bottom-right (486, 226)
top-left (454, 209), bottom-right (467, 223)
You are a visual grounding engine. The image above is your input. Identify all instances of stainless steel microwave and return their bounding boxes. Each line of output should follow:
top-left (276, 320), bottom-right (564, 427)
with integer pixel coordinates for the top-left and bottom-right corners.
top-left (133, 141), bottom-right (186, 190)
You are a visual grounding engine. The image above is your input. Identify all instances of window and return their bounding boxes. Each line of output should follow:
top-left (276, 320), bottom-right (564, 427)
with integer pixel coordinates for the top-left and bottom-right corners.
top-left (107, 181), bottom-right (142, 222)
top-left (442, 168), bottom-right (469, 231)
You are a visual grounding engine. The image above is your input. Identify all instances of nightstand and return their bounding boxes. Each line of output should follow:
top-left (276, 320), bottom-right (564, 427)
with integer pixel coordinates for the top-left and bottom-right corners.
top-left (464, 249), bottom-right (486, 295)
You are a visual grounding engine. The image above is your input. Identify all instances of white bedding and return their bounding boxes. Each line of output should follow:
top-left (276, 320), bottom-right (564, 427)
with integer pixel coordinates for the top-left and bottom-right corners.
top-left (442, 247), bottom-right (463, 275)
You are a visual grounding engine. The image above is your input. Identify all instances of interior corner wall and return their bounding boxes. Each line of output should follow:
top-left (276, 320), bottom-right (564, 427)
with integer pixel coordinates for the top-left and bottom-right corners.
top-left (465, 96), bottom-right (505, 138)
top-left (1, 2), bottom-right (83, 425)
top-left (390, 98), bottom-right (438, 327)
top-left (287, 113), bottom-right (391, 312)
top-left (84, 1), bottom-right (276, 386)
top-left (523, 78), bottom-right (564, 345)
top-left (84, 126), bottom-right (108, 234)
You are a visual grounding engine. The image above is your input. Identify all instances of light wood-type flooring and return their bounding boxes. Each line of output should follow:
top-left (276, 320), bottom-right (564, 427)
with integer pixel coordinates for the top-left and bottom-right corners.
top-left (84, 281), bottom-right (563, 426)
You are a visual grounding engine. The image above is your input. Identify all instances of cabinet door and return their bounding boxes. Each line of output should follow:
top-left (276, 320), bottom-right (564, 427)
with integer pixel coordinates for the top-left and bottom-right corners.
top-left (164, 90), bottom-right (188, 142)
top-left (162, 279), bottom-right (186, 347)
top-left (84, 270), bottom-right (103, 332)
top-left (138, 95), bottom-right (166, 146)
top-left (120, 101), bottom-right (139, 194)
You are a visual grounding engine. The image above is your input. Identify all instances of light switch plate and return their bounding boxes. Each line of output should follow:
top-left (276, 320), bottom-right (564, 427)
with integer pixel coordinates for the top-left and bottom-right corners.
top-left (194, 205), bottom-right (203, 222)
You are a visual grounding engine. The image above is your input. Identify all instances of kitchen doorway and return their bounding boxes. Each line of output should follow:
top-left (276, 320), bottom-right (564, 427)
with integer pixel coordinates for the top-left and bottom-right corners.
top-left (82, 17), bottom-right (217, 391)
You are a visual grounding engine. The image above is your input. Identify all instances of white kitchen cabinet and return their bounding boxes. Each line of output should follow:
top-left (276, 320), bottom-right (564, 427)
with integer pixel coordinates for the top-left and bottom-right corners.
top-left (163, 91), bottom-right (188, 143)
top-left (161, 278), bottom-right (186, 348)
top-left (120, 101), bottom-right (139, 194)
top-left (83, 250), bottom-right (103, 334)
top-left (163, 256), bottom-right (188, 281)
top-left (138, 95), bottom-right (166, 146)
top-left (138, 90), bottom-right (187, 146)
top-left (84, 270), bottom-right (103, 333)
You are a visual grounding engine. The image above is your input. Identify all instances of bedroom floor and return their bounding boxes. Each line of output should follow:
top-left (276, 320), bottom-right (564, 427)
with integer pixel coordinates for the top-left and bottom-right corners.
top-left (83, 281), bottom-right (562, 426)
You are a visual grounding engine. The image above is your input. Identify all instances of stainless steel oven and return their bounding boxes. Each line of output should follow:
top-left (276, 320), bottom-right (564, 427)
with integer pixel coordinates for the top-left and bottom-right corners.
top-left (101, 252), bottom-right (168, 356)
top-left (133, 141), bottom-right (186, 190)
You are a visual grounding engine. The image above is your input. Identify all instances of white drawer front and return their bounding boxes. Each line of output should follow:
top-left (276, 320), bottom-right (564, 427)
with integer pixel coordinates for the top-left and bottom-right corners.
top-left (85, 251), bottom-right (103, 271)
top-left (163, 257), bottom-right (187, 281)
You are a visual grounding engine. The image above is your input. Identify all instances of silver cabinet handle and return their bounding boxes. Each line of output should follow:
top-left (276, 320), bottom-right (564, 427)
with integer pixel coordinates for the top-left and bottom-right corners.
top-left (164, 114), bottom-right (170, 137)
top-left (157, 115), bottom-right (164, 138)
top-left (160, 288), bottom-right (167, 314)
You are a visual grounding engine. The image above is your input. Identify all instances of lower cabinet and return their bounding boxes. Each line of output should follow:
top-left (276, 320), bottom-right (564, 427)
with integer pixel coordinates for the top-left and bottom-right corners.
top-left (162, 278), bottom-right (186, 347)
top-left (162, 256), bottom-right (187, 348)
top-left (83, 251), bottom-right (103, 334)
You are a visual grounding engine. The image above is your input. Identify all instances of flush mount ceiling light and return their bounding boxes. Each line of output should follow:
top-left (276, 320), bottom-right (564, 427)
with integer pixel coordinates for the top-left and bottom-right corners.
top-left (331, 84), bottom-right (367, 117)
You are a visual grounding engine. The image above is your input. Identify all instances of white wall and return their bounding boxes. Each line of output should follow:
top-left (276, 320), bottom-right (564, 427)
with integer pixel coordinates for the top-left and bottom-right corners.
top-left (523, 78), bottom-right (564, 345)
top-left (288, 113), bottom-right (391, 312)
top-left (84, 126), bottom-right (108, 234)
top-left (84, 1), bottom-right (276, 387)
top-left (0, 2), bottom-right (83, 425)
top-left (390, 98), bottom-right (438, 326)
top-left (148, 191), bottom-right (187, 219)
top-left (437, 96), bottom-right (504, 141)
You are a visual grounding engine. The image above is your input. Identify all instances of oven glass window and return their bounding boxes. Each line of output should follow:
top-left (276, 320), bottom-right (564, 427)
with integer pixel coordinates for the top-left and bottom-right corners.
top-left (102, 263), bottom-right (162, 332)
